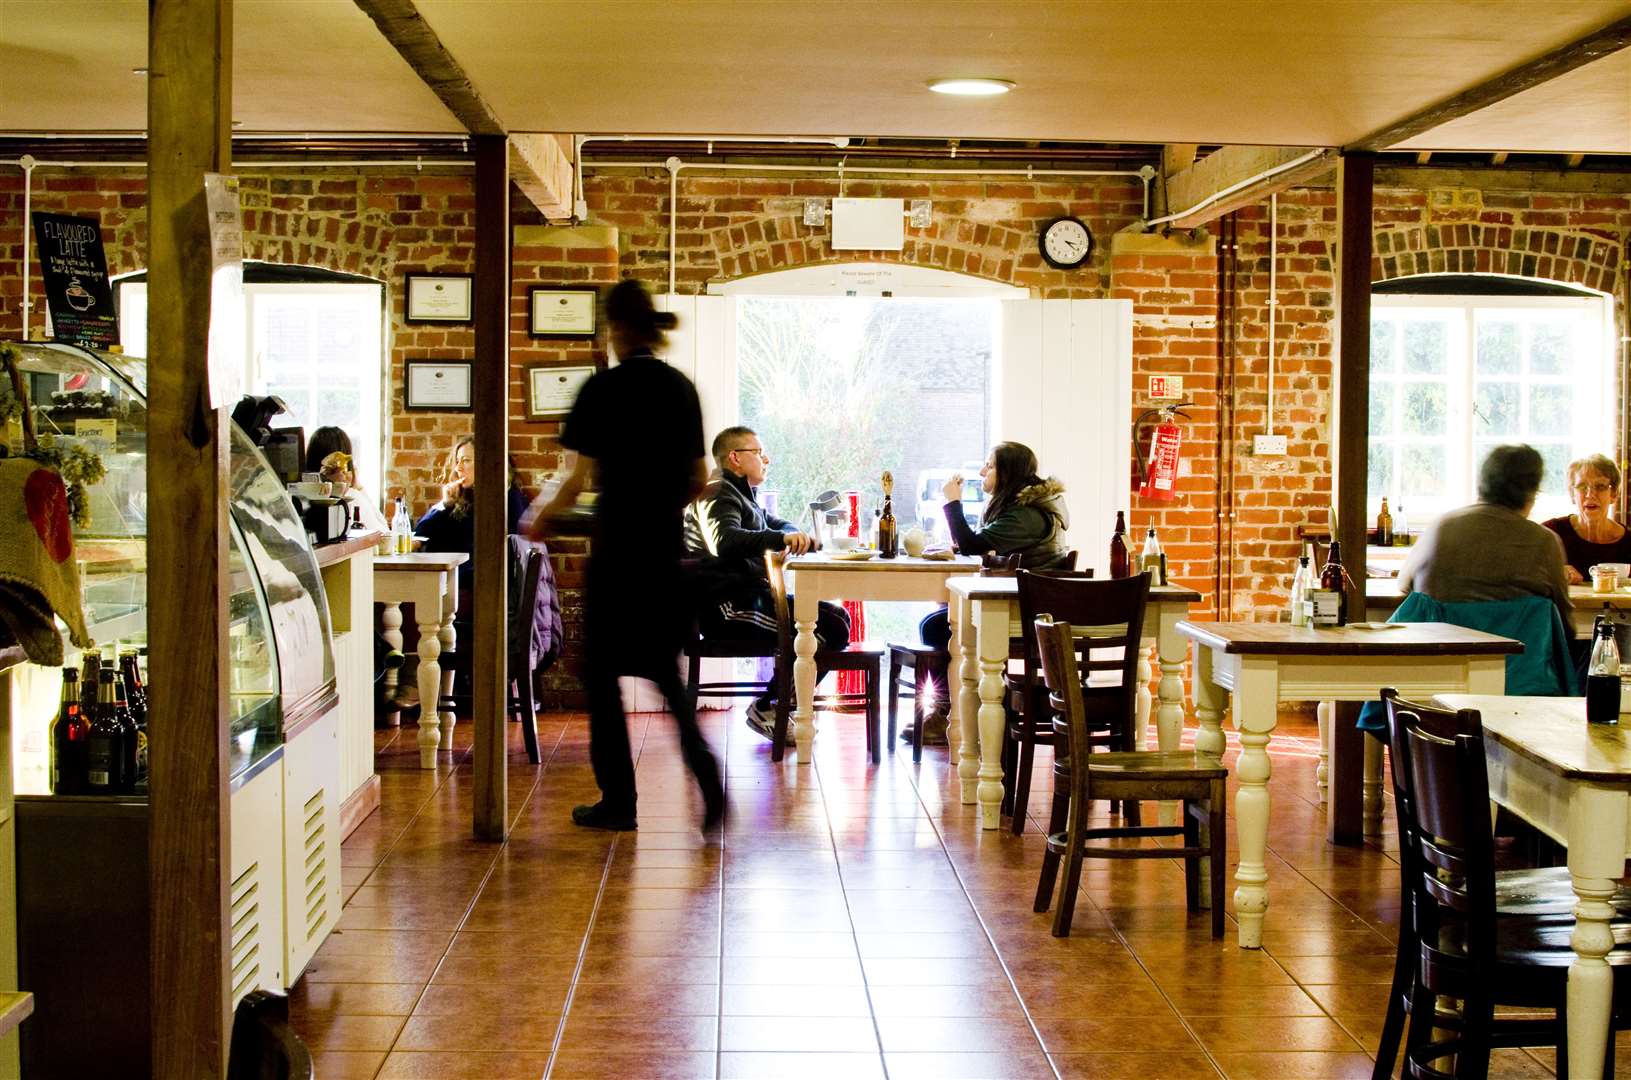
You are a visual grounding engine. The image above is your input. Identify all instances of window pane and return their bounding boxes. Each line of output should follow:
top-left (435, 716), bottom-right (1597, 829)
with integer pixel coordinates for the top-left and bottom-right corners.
top-left (1368, 381), bottom-right (1393, 434)
top-left (1475, 320), bottom-right (1520, 376)
top-left (1403, 320), bottom-right (1447, 374)
top-left (1370, 318), bottom-right (1396, 374)
top-left (1529, 383), bottom-right (1573, 437)
top-left (1538, 443), bottom-right (1571, 498)
top-left (1401, 444), bottom-right (1447, 499)
top-left (1530, 322), bottom-right (1571, 376)
top-left (1368, 440), bottom-right (1393, 502)
top-left (1401, 383), bottom-right (1447, 436)
top-left (1473, 382), bottom-right (1518, 437)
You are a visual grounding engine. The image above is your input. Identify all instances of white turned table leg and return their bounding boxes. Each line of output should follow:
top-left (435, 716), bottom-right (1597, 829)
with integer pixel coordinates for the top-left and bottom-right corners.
top-left (792, 589), bottom-right (818, 764)
top-left (1362, 735), bottom-right (1383, 837)
top-left (1316, 701), bottom-right (1332, 804)
top-left (1231, 659), bottom-right (1279, 949)
top-left (415, 612), bottom-right (442, 768)
top-left (1566, 784), bottom-right (1628, 1080)
top-left (1136, 639), bottom-right (1153, 751)
top-left (956, 594), bottom-right (980, 805)
top-left (974, 598), bottom-right (1008, 830)
top-left (381, 602), bottom-right (403, 694)
top-left (1192, 644), bottom-right (1226, 910)
top-left (439, 573), bottom-right (458, 751)
top-left (1155, 608), bottom-right (1188, 827)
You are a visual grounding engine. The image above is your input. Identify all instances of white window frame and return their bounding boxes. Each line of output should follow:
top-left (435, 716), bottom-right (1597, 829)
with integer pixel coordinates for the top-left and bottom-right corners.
top-left (1370, 292), bottom-right (1614, 525)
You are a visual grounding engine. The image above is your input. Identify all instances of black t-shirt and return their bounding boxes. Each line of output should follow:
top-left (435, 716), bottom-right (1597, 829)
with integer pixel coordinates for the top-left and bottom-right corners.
top-left (1543, 515), bottom-right (1631, 576)
top-left (561, 350), bottom-right (704, 561)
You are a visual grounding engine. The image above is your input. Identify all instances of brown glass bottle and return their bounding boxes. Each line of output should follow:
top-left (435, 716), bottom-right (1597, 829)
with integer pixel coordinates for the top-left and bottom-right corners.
top-left (52, 669), bottom-right (89, 795)
top-left (878, 471), bottom-right (898, 559)
top-left (111, 677), bottom-right (139, 793)
top-left (1376, 499), bottom-right (1394, 547)
top-left (120, 651), bottom-right (148, 785)
top-left (1318, 540), bottom-right (1349, 627)
top-left (79, 652), bottom-right (99, 722)
top-left (84, 675), bottom-right (123, 795)
top-left (1109, 511), bottom-right (1130, 578)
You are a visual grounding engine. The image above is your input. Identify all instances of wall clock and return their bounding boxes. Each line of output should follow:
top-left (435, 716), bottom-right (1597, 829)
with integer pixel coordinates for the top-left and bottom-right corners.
top-left (1039, 216), bottom-right (1094, 270)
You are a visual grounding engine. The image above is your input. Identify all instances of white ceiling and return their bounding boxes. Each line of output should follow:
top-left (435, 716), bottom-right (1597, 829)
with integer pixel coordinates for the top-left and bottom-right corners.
top-left (0, 0), bottom-right (1627, 152)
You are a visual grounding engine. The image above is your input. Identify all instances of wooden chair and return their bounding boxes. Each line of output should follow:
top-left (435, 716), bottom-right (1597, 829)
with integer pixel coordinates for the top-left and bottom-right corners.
top-left (1033, 612), bottom-right (1227, 938)
top-left (1004, 568), bottom-right (1117, 835)
top-left (1379, 688), bottom-right (1631, 1079)
top-left (226, 990), bottom-right (314, 1080)
top-left (508, 545), bottom-right (545, 764)
top-left (764, 550), bottom-right (885, 764)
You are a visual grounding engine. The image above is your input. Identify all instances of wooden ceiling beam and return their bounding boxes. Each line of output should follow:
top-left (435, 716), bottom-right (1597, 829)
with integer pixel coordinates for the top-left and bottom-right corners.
top-left (352, 0), bottom-right (502, 135)
top-left (509, 134), bottom-right (575, 221)
top-left (1348, 14), bottom-right (1631, 151)
top-left (1156, 144), bottom-right (1335, 229)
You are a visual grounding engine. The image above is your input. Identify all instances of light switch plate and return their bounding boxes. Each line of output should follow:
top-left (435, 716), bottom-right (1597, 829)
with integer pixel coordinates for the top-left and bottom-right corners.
top-left (1253, 434), bottom-right (1288, 455)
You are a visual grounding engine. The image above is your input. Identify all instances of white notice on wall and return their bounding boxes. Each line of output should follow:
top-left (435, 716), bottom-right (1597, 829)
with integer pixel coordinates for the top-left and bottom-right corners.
top-left (831, 198), bottom-right (905, 251)
top-left (203, 173), bottom-right (244, 409)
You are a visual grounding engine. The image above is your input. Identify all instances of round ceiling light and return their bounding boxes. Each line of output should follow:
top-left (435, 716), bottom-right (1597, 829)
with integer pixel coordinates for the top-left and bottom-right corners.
top-left (927, 78), bottom-right (1014, 97)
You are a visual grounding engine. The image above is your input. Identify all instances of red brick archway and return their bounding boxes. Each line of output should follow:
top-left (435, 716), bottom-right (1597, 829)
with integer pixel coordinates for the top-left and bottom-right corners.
top-left (1372, 222), bottom-right (1622, 294)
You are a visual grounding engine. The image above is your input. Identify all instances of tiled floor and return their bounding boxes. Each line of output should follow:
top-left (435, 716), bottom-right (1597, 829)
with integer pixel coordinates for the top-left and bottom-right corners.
top-left (288, 702), bottom-right (1603, 1080)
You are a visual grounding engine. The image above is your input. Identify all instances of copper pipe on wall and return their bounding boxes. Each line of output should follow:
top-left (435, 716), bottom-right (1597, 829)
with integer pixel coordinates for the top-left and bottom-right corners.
top-left (1214, 212), bottom-right (1240, 619)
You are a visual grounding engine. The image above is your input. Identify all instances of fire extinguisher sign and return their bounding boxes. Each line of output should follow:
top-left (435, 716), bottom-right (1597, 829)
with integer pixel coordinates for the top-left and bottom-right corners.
top-left (1140, 422), bottom-right (1182, 501)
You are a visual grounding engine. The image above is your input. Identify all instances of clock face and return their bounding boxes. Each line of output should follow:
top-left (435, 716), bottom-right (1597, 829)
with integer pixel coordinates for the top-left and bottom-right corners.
top-left (1040, 216), bottom-right (1094, 269)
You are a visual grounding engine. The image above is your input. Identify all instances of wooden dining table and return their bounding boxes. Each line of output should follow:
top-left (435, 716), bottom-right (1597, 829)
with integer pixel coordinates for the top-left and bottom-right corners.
top-left (784, 553), bottom-right (980, 764)
top-left (945, 575), bottom-right (1202, 830)
top-left (1366, 576), bottom-right (1631, 637)
top-left (1176, 620), bottom-right (1522, 949)
top-left (1434, 694), bottom-right (1631, 1080)
top-left (375, 552), bottom-right (468, 768)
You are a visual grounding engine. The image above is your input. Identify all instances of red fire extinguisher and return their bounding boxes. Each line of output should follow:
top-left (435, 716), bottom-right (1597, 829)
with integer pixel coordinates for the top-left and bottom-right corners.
top-left (1135, 403), bottom-right (1191, 502)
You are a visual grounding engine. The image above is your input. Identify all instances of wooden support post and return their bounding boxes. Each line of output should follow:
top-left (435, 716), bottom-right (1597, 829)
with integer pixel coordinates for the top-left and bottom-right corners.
top-left (147, 0), bottom-right (232, 1076)
top-left (1335, 153), bottom-right (1374, 646)
top-left (471, 134), bottom-right (510, 841)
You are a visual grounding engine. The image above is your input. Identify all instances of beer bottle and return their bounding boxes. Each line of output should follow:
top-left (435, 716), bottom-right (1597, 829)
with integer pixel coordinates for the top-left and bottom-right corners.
top-left (79, 652), bottom-right (99, 722)
top-left (111, 673), bottom-right (139, 792)
top-left (1376, 498), bottom-right (1394, 547)
top-left (1109, 511), bottom-right (1130, 578)
top-left (878, 471), bottom-right (898, 559)
top-left (84, 674), bottom-right (123, 794)
top-left (1312, 540), bottom-right (1349, 627)
top-left (121, 651), bottom-right (148, 784)
top-left (52, 669), bottom-right (89, 795)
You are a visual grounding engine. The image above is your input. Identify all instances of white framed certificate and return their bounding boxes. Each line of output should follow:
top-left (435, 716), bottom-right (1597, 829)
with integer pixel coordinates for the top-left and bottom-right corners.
top-left (528, 286), bottom-right (597, 338)
top-left (526, 364), bottom-right (595, 418)
top-left (404, 360), bottom-right (473, 411)
top-left (404, 273), bottom-right (473, 323)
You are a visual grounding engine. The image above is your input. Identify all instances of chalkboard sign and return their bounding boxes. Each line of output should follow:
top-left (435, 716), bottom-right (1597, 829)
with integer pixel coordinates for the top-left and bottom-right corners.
top-left (32, 211), bottom-right (117, 350)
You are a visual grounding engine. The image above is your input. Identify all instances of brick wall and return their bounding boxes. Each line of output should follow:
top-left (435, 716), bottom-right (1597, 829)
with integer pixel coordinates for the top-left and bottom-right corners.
top-left (4, 162), bottom-right (1628, 707)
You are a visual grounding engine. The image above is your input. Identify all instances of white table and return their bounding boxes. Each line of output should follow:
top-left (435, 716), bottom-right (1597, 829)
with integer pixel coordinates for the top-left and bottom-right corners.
top-left (945, 576), bottom-right (1202, 830)
top-left (784, 554), bottom-right (979, 764)
top-left (1435, 694), bottom-right (1631, 1080)
top-left (375, 552), bottom-right (467, 768)
top-left (1176, 620), bottom-right (1521, 948)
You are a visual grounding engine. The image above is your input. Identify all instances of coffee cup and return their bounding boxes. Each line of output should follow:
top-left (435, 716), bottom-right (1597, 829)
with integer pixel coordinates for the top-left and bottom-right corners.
top-left (903, 526), bottom-right (928, 557)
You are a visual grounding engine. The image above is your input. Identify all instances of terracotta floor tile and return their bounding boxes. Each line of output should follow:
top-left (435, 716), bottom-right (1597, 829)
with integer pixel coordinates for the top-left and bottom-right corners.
top-left (444, 930), bottom-right (586, 958)
top-left (296, 1013), bottom-right (406, 1052)
top-left (546, 1051), bottom-right (714, 1079)
top-left (721, 955), bottom-right (864, 985)
top-left (1210, 1051), bottom-right (1376, 1079)
top-left (412, 982), bottom-right (570, 1020)
top-left (300, 953), bottom-right (443, 985)
top-left (375, 1050), bottom-right (553, 1079)
top-left (315, 928), bottom-right (454, 958)
top-left (1033, 1014), bottom-right (1197, 1054)
top-left (577, 954), bottom-right (721, 985)
top-left (882, 1050), bottom-right (1057, 1079)
top-left (568, 981), bottom-right (722, 1017)
top-left (721, 931), bottom-right (859, 958)
top-left (1051, 1052), bottom-right (1223, 1079)
top-left (867, 984), bottom-right (1028, 1019)
top-left (289, 981), bottom-right (422, 1017)
top-left (428, 954), bottom-right (579, 985)
top-left (718, 1052), bottom-right (886, 1079)
top-left (309, 1050), bottom-right (388, 1079)
top-left (1193, 1015), bottom-right (1365, 1054)
top-left (557, 1014), bottom-right (719, 1052)
top-left (719, 984), bottom-right (871, 1017)
top-left (875, 1016), bottom-right (1045, 1054)
top-left (393, 1012), bottom-right (558, 1052)
top-left (1163, 983), bottom-right (1327, 1017)
top-left (718, 1015), bottom-right (881, 1053)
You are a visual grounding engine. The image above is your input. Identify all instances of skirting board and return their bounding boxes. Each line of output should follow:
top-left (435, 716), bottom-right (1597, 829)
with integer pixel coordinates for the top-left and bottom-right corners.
top-left (340, 775), bottom-right (381, 841)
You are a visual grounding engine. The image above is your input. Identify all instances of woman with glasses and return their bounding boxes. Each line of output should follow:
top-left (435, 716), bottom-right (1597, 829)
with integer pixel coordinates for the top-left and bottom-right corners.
top-left (1543, 454), bottom-right (1631, 584)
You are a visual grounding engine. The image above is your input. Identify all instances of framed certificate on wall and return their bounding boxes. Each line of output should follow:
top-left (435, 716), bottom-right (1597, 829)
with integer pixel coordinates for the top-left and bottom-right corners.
top-left (404, 360), bottom-right (474, 411)
top-left (526, 364), bottom-right (595, 418)
top-left (404, 273), bottom-right (474, 323)
top-left (528, 286), bottom-right (597, 338)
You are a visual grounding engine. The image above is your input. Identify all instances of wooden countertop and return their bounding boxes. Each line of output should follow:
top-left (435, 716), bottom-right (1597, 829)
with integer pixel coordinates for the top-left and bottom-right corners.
top-left (375, 552), bottom-right (469, 572)
top-left (947, 576), bottom-right (1202, 604)
top-left (1437, 694), bottom-right (1631, 783)
top-left (312, 530), bottom-right (384, 568)
top-left (1177, 620), bottom-right (1523, 656)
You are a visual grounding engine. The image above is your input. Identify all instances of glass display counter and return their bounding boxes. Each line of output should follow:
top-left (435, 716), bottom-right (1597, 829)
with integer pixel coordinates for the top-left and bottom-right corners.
top-left (7, 340), bottom-right (336, 791)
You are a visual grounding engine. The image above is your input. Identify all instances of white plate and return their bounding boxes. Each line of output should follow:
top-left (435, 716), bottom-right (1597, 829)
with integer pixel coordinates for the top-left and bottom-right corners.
top-left (828, 551), bottom-right (876, 561)
top-left (1347, 621), bottom-right (1403, 631)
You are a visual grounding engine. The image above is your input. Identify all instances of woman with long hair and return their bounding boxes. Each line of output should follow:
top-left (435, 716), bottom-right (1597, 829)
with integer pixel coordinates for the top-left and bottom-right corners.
top-left (529, 279), bottom-right (724, 832)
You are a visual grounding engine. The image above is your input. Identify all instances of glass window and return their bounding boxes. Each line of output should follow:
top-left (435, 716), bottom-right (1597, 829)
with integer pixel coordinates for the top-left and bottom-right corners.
top-left (1369, 294), bottom-right (1612, 525)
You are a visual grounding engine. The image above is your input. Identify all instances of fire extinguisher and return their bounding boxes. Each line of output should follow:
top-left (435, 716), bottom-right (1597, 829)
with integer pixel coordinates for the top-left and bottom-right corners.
top-left (1135, 402), bottom-right (1191, 502)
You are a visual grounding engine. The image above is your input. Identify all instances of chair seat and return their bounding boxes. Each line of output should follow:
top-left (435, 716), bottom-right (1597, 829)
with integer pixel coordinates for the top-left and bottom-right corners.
top-left (1084, 750), bottom-right (1229, 781)
top-left (819, 646), bottom-right (883, 670)
top-left (889, 641), bottom-right (946, 661)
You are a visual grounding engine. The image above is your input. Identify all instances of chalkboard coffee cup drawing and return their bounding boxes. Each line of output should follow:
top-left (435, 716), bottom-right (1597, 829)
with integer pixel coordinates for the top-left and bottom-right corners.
top-left (64, 278), bottom-right (96, 312)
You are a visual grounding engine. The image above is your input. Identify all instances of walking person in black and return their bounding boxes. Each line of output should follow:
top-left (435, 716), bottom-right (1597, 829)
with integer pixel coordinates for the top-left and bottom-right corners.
top-left (529, 279), bottom-right (725, 832)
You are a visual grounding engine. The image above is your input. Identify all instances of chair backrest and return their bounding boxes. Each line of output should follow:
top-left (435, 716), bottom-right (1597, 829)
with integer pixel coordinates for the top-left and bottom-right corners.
top-left (227, 990), bottom-right (314, 1080)
top-left (507, 544), bottom-right (546, 675)
top-left (764, 548), bottom-right (795, 670)
top-left (1034, 614), bottom-right (1093, 802)
top-left (1018, 571), bottom-right (1149, 750)
top-left (1387, 690), bottom-right (1496, 997)
top-left (981, 552), bottom-right (1022, 573)
top-left (1064, 549), bottom-right (1080, 571)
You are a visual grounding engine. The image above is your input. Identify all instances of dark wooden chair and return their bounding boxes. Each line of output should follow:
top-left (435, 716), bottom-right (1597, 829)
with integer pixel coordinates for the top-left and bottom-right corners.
top-left (1378, 688), bottom-right (1631, 1080)
top-left (226, 990), bottom-right (314, 1080)
top-left (1004, 567), bottom-right (1117, 835)
top-left (509, 545), bottom-right (545, 764)
top-left (1033, 610), bottom-right (1227, 938)
top-left (764, 550), bottom-right (885, 764)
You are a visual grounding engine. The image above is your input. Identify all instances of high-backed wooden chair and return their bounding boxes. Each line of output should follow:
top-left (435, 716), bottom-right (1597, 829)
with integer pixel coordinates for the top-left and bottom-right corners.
top-left (1379, 688), bottom-right (1631, 1079)
top-left (765, 550), bottom-right (884, 763)
top-left (1033, 612), bottom-right (1227, 938)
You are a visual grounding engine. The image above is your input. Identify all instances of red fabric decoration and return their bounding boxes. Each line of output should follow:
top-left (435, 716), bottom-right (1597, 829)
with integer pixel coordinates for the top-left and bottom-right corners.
top-left (24, 468), bottom-right (73, 564)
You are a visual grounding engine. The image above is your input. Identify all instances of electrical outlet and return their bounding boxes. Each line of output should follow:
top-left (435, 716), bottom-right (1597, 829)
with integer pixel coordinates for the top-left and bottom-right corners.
top-left (1253, 434), bottom-right (1288, 456)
